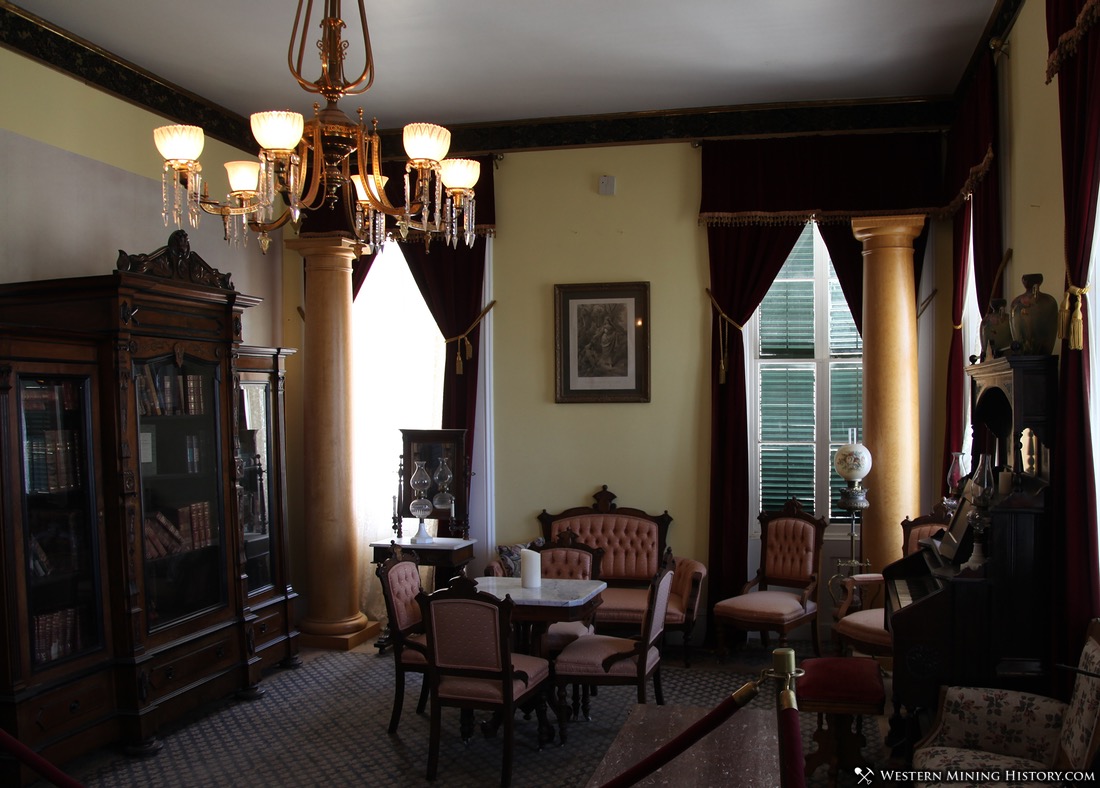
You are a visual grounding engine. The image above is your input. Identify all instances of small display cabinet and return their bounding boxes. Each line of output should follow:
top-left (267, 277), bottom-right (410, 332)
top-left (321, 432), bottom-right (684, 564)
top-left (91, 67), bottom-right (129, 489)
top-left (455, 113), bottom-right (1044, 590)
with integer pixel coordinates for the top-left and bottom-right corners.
top-left (0, 332), bottom-right (118, 783)
top-left (235, 346), bottom-right (300, 673)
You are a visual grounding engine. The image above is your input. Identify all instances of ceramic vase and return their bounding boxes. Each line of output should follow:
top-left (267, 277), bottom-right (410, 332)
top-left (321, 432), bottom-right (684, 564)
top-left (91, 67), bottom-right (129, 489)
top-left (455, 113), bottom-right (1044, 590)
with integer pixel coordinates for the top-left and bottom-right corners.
top-left (979, 299), bottom-right (1012, 361)
top-left (1009, 274), bottom-right (1059, 355)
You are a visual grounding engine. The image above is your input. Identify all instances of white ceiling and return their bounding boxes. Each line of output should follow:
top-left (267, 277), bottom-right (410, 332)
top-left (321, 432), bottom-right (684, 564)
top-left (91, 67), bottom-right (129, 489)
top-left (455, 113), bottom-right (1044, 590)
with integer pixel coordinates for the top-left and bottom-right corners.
top-left (11, 0), bottom-right (999, 129)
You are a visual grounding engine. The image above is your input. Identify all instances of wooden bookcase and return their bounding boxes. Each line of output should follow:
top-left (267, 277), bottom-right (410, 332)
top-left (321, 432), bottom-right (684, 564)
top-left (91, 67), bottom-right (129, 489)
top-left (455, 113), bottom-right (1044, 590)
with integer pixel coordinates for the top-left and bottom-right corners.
top-left (0, 232), bottom-right (296, 778)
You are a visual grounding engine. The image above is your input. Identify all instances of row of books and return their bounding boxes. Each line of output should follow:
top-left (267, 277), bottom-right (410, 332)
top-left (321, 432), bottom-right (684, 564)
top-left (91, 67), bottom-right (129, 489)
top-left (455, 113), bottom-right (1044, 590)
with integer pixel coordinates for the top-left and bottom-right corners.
top-left (33, 607), bottom-right (84, 665)
top-left (142, 501), bottom-right (216, 559)
top-left (22, 381), bottom-right (81, 412)
top-left (137, 366), bottom-right (208, 417)
top-left (24, 429), bottom-right (82, 493)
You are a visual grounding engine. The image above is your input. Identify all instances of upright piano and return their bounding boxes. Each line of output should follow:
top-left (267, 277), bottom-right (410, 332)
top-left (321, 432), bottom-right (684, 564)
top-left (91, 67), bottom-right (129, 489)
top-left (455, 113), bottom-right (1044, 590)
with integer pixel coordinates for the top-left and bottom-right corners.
top-left (884, 501), bottom-right (989, 712)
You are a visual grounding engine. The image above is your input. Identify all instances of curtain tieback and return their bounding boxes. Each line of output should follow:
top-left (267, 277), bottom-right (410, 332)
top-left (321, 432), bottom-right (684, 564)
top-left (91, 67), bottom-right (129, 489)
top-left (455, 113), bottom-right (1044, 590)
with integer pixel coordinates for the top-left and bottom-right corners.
top-left (1059, 284), bottom-right (1090, 351)
top-left (444, 300), bottom-right (497, 374)
top-left (706, 288), bottom-right (743, 385)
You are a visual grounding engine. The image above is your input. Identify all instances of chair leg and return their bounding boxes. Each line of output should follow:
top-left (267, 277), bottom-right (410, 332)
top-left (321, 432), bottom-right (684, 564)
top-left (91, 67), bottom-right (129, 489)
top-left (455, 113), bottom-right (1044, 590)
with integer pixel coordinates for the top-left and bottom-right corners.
top-left (580, 684), bottom-right (592, 721)
top-left (556, 683), bottom-right (569, 745)
top-left (812, 620), bottom-right (822, 656)
top-left (388, 670), bottom-right (405, 734)
top-left (682, 625), bottom-right (693, 668)
top-left (501, 704), bottom-right (514, 788)
top-left (653, 666), bottom-right (664, 705)
top-left (416, 675), bottom-right (429, 714)
top-left (426, 696), bottom-right (441, 781)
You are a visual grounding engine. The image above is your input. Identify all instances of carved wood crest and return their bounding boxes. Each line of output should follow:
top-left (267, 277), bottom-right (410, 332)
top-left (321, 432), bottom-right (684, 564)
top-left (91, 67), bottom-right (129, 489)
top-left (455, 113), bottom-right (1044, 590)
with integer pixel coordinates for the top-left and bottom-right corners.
top-left (116, 230), bottom-right (234, 291)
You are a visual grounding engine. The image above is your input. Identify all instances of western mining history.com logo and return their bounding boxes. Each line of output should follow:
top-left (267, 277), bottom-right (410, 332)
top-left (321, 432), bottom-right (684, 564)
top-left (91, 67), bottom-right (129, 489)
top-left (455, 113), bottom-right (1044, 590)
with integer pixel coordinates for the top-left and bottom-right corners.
top-left (852, 766), bottom-right (1098, 785)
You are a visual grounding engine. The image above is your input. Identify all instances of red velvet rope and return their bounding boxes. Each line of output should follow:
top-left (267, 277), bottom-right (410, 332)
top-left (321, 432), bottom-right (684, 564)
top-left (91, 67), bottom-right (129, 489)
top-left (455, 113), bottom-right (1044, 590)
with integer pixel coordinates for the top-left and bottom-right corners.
top-left (599, 680), bottom-right (760, 788)
top-left (0, 728), bottom-right (85, 788)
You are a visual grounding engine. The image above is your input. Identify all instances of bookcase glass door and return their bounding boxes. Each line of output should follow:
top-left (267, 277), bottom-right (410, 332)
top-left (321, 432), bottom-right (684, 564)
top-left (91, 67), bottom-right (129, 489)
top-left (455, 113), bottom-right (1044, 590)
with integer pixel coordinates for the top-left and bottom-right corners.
top-left (238, 380), bottom-right (274, 593)
top-left (135, 356), bottom-right (226, 630)
top-left (18, 375), bottom-right (103, 669)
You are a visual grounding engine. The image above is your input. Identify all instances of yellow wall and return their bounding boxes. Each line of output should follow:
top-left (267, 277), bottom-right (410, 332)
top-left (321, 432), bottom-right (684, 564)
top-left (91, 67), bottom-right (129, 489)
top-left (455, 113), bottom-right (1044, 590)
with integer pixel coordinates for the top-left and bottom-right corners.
top-left (492, 145), bottom-right (711, 564)
top-left (1002, 0), bottom-right (1065, 297)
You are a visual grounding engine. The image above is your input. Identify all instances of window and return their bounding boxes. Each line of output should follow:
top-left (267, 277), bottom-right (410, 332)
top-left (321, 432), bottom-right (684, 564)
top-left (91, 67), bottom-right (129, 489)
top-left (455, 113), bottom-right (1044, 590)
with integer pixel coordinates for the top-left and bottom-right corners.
top-left (751, 222), bottom-right (863, 521)
top-left (352, 243), bottom-right (446, 619)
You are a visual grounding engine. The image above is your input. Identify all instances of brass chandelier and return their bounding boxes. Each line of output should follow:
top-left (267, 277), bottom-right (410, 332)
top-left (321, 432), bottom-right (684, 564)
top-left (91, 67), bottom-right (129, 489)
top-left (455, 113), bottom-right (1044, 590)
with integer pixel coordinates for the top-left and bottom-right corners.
top-left (152, 0), bottom-right (480, 254)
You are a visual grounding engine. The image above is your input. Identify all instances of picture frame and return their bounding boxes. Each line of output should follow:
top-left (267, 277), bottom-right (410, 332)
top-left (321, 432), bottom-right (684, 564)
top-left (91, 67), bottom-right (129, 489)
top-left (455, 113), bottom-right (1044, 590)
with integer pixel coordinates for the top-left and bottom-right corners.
top-left (554, 281), bottom-right (650, 403)
top-left (399, 428), bottom-right (467, 519)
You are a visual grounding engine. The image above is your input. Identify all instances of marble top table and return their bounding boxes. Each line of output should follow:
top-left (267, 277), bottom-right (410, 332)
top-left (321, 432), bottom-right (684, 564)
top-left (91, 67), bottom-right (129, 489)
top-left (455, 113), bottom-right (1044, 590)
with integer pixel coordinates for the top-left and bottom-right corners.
top-left (474, 577), bottom-right (606, 624)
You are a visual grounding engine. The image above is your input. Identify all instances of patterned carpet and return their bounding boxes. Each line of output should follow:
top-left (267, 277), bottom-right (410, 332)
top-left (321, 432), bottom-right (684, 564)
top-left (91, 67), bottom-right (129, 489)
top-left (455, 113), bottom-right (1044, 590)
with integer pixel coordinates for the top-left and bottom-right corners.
top-left (48, 641), bottom-right (891, 788)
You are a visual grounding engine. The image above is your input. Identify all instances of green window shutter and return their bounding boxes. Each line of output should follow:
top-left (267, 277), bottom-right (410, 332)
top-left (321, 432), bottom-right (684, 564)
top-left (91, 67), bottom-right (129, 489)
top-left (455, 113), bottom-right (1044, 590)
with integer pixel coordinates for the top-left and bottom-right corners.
top-left (829, 363), bottom-right (864, 518)
top-left (828, 273), bottom-right (862, 356)
top-left (759, 365), bottom-right (815, 514)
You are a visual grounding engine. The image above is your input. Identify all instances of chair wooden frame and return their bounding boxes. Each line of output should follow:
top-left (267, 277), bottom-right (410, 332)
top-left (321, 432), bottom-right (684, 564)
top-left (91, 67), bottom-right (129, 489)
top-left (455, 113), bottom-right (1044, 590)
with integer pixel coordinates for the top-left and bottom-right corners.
top-left (713, 498), bottom-right (829, 656)
top-left (553, 567), bottom-right (674, 743)
top-left (376, 548), bottom-right (429, 734)
top-left (417, 574), bottom-right (555, 787)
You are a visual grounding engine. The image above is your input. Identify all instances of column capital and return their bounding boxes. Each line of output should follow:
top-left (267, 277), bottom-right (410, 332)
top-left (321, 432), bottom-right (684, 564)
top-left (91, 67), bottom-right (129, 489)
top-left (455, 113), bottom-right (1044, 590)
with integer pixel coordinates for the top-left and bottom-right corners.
top-left (285, 235), bottom-right (362, 271)
top-left (851, 215), bottom-right (926, 249)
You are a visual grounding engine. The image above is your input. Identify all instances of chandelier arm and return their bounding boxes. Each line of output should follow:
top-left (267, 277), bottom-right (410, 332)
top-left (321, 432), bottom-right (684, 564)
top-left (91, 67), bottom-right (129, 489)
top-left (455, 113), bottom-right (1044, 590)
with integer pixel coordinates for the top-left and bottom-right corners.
top-left (297, 122), bottom-right (326, 209)
top-left (355, 129), bottom-right (403, 216)
top-left (340, 0), bottom-right (375, 96)
top-left (288, 0), bottom-right (319, 94)
top-left (248, 210), bottom-right (296, 234)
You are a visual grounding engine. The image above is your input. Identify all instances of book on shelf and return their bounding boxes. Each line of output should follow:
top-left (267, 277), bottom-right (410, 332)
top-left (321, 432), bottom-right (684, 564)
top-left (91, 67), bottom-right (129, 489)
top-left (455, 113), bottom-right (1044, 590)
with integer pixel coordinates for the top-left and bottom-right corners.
top-left (24, 430), bottom-right (80, 493)
top-left (29, 537), bottom-right (53, 576)
top-left (141, 366), bottom-right (163, 415)
top-left (33, 607), bottom-right (80, 664)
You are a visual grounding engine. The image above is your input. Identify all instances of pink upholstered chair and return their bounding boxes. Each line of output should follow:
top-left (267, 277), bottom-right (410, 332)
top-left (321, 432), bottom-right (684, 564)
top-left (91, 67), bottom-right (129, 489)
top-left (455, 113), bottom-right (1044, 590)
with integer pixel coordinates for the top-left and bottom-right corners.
top-left (376, 550), bottom-right (429, 734)
top-left (417, 574), bottom-right (554, 787)
top-left (552, 567), bottom-right (674, 742)
top-left (713, 499), bottom-right (829, 656)
top-left (534, 529), bottom-right (605, 655)
top-left (832, 505), bottom-right (952, 657)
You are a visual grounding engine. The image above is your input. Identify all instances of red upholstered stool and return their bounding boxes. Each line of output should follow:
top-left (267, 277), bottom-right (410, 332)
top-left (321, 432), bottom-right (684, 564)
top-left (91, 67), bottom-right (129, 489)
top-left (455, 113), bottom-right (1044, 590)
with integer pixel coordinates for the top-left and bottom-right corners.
top-left (796, 656), bottom-right (885, 787)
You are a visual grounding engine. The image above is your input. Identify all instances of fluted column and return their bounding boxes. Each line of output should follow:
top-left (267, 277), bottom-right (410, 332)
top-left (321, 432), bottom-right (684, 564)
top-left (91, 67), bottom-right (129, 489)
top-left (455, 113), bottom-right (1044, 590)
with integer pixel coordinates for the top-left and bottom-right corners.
top-left (851, 216), bottom-right (925, 574)
top-left (286, 236), bottom-right (378, 649)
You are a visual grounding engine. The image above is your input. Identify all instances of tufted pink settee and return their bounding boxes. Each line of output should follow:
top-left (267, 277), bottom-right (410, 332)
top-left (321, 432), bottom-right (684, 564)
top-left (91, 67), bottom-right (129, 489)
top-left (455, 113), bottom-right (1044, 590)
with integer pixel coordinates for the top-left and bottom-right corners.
top-left (530, 486), bottom-right (707, 666)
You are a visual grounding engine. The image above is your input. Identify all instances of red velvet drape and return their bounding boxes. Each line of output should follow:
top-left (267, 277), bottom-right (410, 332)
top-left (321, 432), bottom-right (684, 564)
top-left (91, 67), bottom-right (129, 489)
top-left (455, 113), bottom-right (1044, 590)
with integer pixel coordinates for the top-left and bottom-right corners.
top-left (1047, 0), bottom-right (1100, 656)
top-left (938, 49), bottom-right (1005, 492)
top-left (706, 222), bottom-right (804, 610)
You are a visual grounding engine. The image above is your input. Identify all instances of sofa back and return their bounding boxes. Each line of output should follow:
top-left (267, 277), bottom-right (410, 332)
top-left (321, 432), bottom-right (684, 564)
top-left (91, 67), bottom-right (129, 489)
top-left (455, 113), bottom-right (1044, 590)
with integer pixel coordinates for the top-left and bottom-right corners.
top-left (537, 486), bottom-right (672, 586)
top-left (547, 514), bottom-right (659, 583)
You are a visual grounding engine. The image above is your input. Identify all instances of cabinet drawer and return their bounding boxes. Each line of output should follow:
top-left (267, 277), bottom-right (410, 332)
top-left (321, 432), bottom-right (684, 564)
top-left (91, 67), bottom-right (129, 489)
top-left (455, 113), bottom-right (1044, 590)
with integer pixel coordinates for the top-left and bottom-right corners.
top-left (252, 607), bottom-right (286, 651)
top-left (20, 671), bottom-right (114, 744)
top-left (145, 630), bottom-right (238, 705)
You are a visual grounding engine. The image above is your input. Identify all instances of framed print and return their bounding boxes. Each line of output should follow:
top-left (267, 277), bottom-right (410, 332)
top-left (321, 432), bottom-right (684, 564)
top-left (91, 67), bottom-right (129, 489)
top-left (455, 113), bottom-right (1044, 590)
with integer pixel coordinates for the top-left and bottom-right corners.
top-left (554, 281), bottom-right (650, 403)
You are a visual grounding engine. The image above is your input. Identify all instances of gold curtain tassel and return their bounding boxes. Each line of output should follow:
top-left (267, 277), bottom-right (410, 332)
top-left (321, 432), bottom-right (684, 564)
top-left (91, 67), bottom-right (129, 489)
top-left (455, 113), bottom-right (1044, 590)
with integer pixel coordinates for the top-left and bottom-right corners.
top-left (1059, 289), bottom-right (1073, 340)
top-left (455, 348), bottom-right (464, 375)
top-left (1068, 284), bottom-right (1089, 351)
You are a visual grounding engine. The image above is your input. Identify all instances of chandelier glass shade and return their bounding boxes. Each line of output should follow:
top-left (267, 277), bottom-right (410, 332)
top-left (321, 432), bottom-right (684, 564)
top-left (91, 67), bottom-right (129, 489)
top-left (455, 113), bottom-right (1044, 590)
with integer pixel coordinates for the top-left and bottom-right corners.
top-left (152, 0), bottom-right (479, 254)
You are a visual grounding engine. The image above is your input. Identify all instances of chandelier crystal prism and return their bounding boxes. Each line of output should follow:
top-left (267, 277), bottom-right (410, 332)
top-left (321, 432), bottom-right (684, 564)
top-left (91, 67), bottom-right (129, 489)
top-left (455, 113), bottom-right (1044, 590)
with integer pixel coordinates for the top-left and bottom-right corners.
top-left (152, 0), bottom-right (479, 254)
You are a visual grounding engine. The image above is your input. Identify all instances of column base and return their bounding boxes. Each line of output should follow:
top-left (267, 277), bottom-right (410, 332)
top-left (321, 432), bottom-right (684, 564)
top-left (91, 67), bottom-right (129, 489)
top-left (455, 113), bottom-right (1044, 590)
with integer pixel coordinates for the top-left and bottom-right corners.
top-left (299, 619), bottom-right (381, 651)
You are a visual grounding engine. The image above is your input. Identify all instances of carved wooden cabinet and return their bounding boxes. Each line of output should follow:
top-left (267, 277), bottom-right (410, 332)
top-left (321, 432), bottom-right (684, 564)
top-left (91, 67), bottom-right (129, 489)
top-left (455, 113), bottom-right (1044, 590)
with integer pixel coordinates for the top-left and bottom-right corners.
top-left (966, 354), bottom-right (1057, 689)
top-left (0, 232), bottom-right (293, 776)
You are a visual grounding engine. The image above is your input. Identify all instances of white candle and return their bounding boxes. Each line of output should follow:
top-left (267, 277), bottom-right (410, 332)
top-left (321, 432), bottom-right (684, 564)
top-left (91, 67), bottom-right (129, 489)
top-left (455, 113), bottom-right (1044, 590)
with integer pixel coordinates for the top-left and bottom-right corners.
top-left (393, 495), bottom-right (398, 517)
top-left (450, 502), bottom-right (456, 520)
top-left (520, 548), bottom-right (541, 588)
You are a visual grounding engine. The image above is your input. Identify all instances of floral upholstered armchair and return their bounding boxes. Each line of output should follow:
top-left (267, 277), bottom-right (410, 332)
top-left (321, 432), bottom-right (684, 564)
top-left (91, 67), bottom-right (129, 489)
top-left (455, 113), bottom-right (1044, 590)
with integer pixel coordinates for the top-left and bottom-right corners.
top-left (911, 619), bottom-right (1100, 787)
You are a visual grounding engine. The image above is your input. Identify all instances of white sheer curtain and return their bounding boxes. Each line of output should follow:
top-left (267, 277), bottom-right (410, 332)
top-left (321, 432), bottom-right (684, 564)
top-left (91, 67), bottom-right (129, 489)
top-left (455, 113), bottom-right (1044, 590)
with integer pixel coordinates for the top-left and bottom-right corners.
top-left (351, 243), bottom-right (445, 622)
